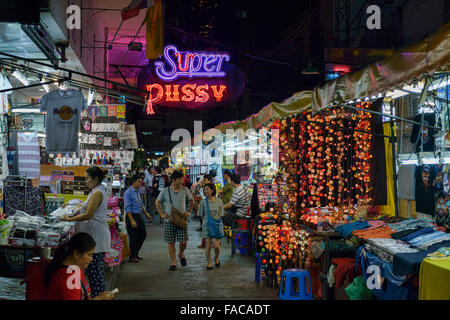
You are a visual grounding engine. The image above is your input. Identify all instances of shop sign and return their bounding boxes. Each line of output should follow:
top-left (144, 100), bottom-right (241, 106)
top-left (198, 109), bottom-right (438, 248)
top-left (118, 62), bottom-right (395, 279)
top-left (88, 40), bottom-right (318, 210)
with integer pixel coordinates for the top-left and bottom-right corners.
top-left (137, 45), bottom-right (245, 113)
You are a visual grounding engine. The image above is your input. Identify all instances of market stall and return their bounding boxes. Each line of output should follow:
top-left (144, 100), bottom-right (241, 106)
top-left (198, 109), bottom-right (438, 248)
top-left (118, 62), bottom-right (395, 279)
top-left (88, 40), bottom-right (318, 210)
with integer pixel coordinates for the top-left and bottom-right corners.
top-left (167, 22), bottom-right (450, 300)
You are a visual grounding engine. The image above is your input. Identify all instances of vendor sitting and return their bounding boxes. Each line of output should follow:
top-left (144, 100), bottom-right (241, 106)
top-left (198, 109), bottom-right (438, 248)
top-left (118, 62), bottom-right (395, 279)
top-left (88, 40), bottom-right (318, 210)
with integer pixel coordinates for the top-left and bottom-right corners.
top-left (44, 232), bottom-right (116, 300)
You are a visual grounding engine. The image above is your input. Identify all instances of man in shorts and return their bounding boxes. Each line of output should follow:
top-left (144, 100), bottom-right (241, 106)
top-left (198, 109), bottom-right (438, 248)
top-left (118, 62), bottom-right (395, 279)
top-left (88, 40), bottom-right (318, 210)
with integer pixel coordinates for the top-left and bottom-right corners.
top-left (156, 170), bottom-right (193, 271)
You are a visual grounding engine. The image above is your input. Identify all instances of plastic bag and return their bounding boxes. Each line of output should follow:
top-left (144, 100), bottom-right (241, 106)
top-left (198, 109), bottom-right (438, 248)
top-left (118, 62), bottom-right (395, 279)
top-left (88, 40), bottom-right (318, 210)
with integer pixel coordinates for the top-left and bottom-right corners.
top-left (345, 276), bottom-right (374, 300)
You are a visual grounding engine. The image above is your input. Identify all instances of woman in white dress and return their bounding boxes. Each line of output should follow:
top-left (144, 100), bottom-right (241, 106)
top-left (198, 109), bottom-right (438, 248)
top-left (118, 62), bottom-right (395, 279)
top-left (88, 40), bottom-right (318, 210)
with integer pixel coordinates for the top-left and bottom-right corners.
top-left (61, 166), bottom-right (111, 298)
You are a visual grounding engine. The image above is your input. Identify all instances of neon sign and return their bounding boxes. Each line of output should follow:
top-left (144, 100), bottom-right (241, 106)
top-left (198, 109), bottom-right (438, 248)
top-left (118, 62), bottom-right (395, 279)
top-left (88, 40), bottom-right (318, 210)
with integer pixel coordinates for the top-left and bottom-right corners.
top-left (154, 45), bottom-right (230, 81)
top-left (137, 45), bottom-right (245, 113)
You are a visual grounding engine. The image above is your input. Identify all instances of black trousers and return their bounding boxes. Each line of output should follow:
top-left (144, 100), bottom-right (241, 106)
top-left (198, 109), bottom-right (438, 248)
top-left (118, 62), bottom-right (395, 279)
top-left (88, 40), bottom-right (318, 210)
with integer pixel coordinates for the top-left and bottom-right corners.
top-left (126, 214), bottom-right (147, 260)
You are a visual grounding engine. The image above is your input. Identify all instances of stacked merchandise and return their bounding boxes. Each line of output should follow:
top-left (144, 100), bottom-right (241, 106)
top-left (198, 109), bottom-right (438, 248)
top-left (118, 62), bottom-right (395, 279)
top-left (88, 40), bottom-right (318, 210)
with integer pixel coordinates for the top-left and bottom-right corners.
top-left (6, 209), bottom-right (75, 248)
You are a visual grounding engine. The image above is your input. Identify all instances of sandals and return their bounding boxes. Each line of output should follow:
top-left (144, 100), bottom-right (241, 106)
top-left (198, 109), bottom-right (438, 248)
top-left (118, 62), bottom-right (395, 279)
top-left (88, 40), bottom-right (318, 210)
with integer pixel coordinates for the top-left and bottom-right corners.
top-left (215, 261), bottom-right (221, 268)
top-left (169, 265), bottom-right (177, 271)
top-left (129, 258), bottom-right (140, 263)
top-left (179, 257), bottom-right (187, 267)
top-left (207, 266), bottom-right (213, 270)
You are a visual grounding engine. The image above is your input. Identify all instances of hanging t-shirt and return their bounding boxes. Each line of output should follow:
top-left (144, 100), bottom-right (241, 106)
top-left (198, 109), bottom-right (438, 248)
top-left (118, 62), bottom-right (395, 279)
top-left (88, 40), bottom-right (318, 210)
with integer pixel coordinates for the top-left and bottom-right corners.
top-left (40, 89), bottom-right (87, 153)
top-left (0, 72), bottom-right (12, 114)
top-left (17, 131), bottom-right (40, 179)
top-left (415, 165), bottom-right (436, 216)
top-left (410, 114), bottom-right (436, 153)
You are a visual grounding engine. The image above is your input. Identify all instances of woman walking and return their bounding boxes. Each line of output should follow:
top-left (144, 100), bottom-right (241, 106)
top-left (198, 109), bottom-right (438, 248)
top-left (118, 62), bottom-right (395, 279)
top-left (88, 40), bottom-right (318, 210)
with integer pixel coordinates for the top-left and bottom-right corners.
top-left (197, 183), bottom-right (224, 270)
top-left (61, 166), bottom-right (111, 298)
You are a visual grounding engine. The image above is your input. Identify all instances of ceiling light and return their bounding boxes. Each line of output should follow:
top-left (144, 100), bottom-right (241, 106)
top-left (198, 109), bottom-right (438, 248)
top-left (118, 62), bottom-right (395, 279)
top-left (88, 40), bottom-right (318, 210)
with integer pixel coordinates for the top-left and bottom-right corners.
top-left (12, 70), bottom-right (30, 86)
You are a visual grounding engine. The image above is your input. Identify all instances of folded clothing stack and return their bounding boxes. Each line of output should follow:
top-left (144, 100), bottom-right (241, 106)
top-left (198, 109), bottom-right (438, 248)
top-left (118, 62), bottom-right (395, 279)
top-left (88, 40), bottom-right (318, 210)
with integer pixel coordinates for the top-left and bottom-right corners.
top-left (388, 219), bottom-right (435, 233)
top-left (335, 221), bottom-right (370, 238)
top-left (408, 231), bottom-right (450, 250)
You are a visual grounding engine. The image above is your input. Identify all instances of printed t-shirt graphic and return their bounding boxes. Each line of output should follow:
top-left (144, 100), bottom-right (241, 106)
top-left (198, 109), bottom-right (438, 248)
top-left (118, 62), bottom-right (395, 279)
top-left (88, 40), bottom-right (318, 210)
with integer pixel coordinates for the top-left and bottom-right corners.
top-left (40, 89), bottom-right (87, 153)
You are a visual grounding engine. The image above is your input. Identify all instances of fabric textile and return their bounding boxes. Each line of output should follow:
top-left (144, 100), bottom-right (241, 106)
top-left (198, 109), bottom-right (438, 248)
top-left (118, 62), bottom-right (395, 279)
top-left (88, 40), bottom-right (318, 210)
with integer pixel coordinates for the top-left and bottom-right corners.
top-left (400, 227), bottom-right (435, 242)
top-left (393, 240), bottom-right (450, 276)
top-left (164, 221), bottom-right (189, 243)
top-left (85, 252), bottom-right (106, 298)
top-left (126, 214), bottom-right (147, 260)
top-left (388, 218), bottom-right (435, 233)
top-left (408, 231), bottom-right (450, 250)
top-left (352, 225), bottom-right (394, 239)
top-left (355, 246), bottom-right (414, 300)
top-left (4, 185), bottom-right (42, 216)
top-left (419, 257), bottom-right (450, 300)
top-left (391, 228), bottom-right (421, 240)
top-left (334, 221), bottom-right (370, 238)
top-left (331, 257), bottom-right (358, 288)
top-left (40, 89), bottom-right (87, 154)
top-left (415, 166), bottom-right (436, 216)
top-left (17, 131), bottom-right (40, 178)
top-left (397, 165), bottom-right (416, 200)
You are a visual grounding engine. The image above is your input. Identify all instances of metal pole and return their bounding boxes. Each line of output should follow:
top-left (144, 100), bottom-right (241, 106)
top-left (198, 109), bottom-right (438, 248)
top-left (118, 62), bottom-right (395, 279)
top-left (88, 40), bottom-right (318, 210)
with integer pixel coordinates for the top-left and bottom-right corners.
top-left (390, 101), bottom-right (399, 218)
top-left (108, 20), bottom-right (124, 50)
top-left (342, 103), bottom-right (440, 131)
top-left (0, 80), bottom-right (54, 93)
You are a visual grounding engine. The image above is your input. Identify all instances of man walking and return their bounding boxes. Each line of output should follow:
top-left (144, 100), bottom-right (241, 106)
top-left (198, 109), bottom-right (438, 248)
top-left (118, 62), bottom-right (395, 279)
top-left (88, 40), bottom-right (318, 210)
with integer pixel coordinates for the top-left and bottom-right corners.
top-left (124, 175), bottom-right (153, 263)
top-left (156, 171), bottom-right (193, 271)
top-left (151, 166), bottom-right (167, 224)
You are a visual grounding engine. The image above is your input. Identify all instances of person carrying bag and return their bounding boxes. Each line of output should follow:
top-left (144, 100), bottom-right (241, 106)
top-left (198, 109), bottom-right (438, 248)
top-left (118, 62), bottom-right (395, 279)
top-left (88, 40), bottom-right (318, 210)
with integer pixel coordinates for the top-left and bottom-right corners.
top-left (198, 183), bottom-right (224, 270)
top-left (168, 187), bottom-right (189, 229)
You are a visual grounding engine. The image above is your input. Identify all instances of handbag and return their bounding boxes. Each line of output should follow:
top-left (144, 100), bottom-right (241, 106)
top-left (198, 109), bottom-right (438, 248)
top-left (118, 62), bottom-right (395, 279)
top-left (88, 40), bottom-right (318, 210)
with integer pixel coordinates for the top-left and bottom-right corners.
top-left (206, 199), bottom-right (224, 239)
top-left (168, 188), bottom-right (188, 229)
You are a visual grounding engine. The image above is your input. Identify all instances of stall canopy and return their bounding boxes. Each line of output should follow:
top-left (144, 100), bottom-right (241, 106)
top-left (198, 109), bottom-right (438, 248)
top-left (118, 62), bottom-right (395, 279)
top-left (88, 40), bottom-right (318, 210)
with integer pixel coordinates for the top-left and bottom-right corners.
top-left (313, 22), bottom-right (450, 112)
top-left (215, 90), bottom-right (313, 133)
top-left (214, 22), bottom-right (450, 133)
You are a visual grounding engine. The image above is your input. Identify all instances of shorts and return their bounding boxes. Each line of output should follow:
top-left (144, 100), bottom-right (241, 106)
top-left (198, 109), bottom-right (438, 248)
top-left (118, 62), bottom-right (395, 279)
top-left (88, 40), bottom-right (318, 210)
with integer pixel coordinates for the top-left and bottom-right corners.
top-left (164, 222), bottom-right (189, 243)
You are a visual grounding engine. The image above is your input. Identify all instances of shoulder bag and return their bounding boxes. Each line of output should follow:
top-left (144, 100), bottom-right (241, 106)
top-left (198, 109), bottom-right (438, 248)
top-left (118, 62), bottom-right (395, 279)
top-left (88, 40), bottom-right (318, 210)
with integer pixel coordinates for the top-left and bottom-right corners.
top-left (206, 198), bottom-right (224, 239)
top-left (168, 187), bottom-right (188, 229)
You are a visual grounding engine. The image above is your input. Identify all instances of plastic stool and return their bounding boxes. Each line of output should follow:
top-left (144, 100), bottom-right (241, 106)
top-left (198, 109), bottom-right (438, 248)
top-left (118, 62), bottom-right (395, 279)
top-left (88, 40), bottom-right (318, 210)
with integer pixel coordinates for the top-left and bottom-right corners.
top-left (279, 269), bottom-right (313, 300)
top-left (231, 231), bottom-right (251, 256)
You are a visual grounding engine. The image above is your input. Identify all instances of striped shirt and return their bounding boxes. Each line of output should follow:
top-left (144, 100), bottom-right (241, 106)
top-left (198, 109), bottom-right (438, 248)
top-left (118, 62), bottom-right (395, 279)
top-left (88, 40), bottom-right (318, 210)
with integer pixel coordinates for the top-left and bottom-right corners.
top-left (229, 184), bottom-right (250, 217)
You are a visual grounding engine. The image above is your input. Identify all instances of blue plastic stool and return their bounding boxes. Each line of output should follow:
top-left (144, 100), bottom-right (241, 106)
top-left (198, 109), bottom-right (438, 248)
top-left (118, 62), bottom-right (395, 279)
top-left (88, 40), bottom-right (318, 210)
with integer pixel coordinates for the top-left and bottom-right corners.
top-left (279, 269), bottom-right (313, 300)
top-left (232, 232), bottom-right (250, 256)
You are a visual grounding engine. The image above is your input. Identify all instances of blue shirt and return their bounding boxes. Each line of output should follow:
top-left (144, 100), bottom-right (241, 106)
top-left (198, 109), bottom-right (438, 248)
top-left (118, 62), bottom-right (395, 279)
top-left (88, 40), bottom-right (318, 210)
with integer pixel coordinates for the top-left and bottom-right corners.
top-left (124, 187), bottom-right (144, 214)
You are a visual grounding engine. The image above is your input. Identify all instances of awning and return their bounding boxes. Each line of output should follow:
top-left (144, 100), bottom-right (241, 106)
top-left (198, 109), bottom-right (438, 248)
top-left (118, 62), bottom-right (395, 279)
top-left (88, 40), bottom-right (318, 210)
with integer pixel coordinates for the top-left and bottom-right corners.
top-left (213, 22), bottom-right (450, 133)
top-left (214, 90), bottom-right (313, 133)
top-left (312, 22), bottom-right (450, 112)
